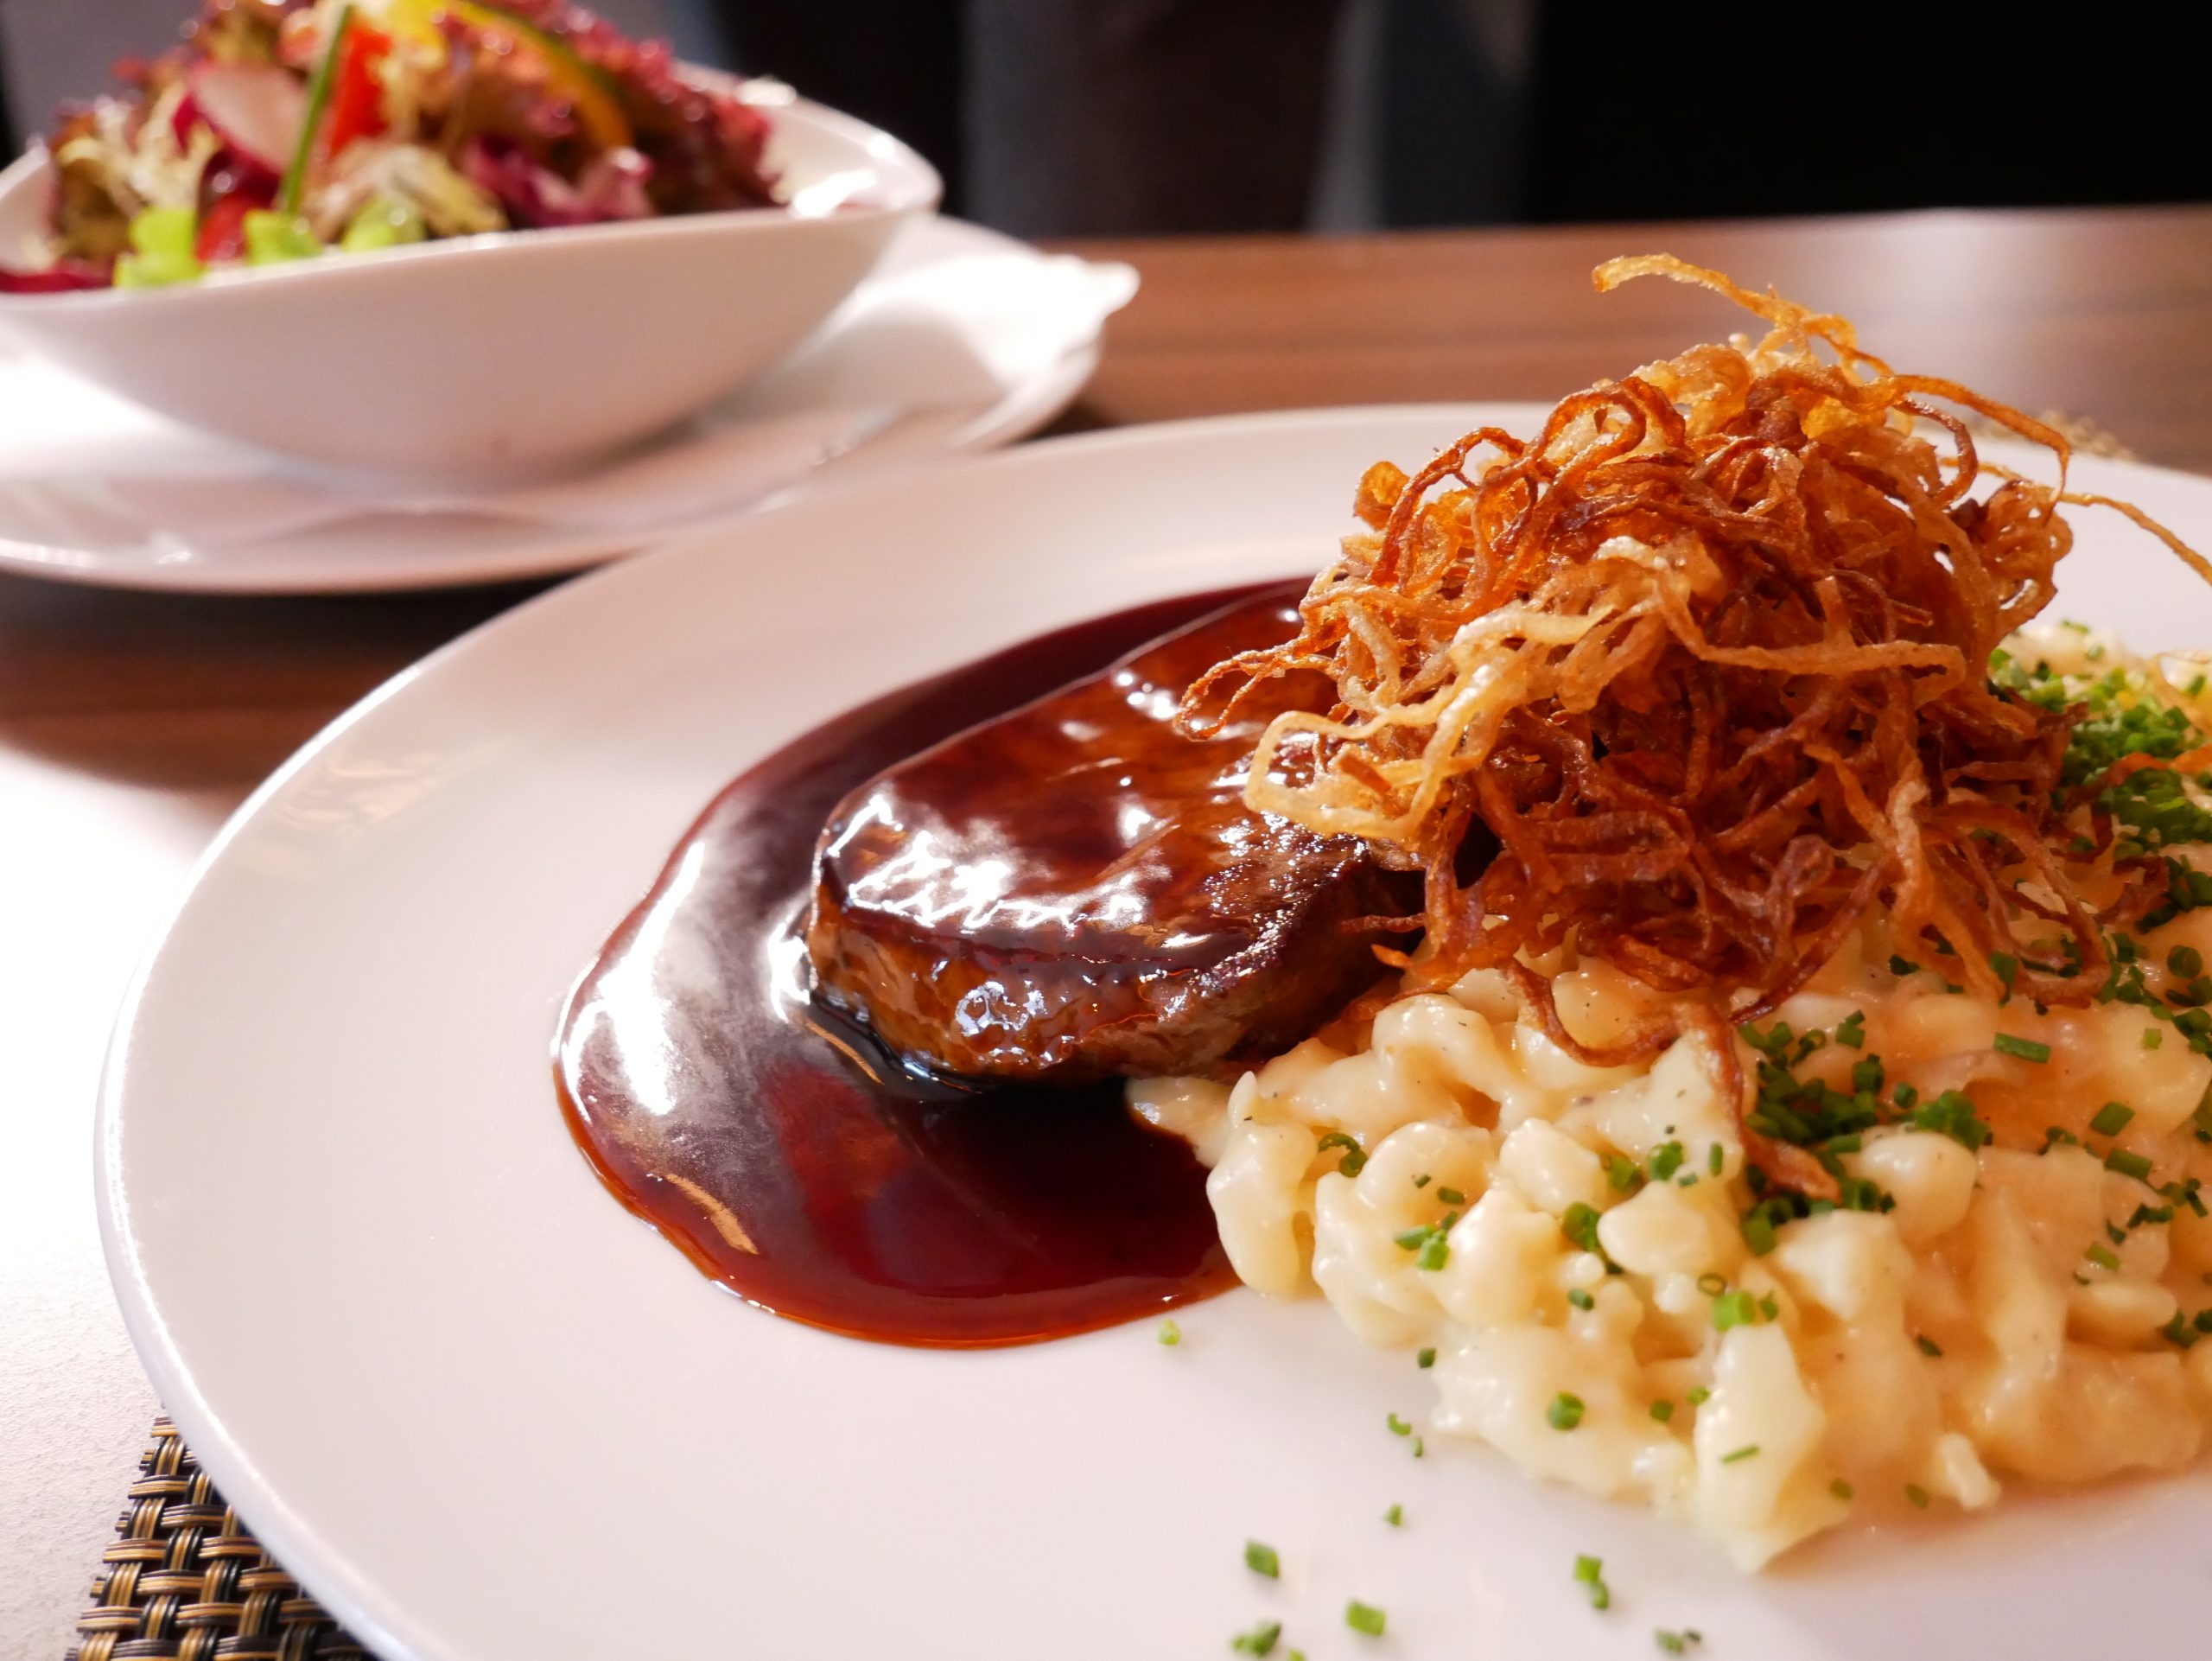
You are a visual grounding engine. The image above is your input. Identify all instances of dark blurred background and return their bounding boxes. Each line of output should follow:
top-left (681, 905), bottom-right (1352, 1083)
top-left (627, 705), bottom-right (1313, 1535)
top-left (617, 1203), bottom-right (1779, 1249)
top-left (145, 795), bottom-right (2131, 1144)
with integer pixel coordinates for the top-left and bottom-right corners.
top-left (3, 0), bottom-right (2204, 234)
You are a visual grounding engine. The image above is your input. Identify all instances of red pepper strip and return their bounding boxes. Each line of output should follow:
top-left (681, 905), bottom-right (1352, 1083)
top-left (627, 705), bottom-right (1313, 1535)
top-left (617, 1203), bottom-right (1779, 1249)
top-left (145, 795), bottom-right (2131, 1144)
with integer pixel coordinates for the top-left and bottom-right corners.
top-left (194, 193), bottom-right (255, 264)
top-left (0, 259), bottom-right (111, 293)
top-left (323, 22), bottom-right (393, 157)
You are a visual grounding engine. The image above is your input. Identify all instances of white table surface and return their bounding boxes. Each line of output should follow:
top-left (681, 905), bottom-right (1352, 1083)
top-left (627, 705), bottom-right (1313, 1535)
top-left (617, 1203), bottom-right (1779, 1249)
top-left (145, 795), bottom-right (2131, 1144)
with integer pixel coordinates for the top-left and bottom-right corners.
top-left (0, 566), bottom-right (525, 1660)
top-left (1, 735), bottom-right (199, 1659)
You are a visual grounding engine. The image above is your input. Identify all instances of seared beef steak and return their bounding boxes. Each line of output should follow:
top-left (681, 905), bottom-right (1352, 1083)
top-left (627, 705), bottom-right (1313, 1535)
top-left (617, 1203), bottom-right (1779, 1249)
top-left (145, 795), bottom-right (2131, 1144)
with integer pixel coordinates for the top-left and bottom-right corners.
top-left (804, 593), bottom-right (1408, 1084)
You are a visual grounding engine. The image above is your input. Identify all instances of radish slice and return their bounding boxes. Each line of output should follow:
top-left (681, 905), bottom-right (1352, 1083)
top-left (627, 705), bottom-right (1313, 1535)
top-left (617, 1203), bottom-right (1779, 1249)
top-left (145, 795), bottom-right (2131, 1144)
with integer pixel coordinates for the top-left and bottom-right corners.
top-left (187, 61), bottom-right (308, 178)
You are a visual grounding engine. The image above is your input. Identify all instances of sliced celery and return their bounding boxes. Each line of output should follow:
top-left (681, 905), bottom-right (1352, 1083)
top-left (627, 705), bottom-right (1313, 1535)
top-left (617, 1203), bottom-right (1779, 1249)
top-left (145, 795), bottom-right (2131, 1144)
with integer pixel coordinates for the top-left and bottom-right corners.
top-left (340, 197), bottom-right (429, 253)
top-left (115, 250), bottom-right (203, 288)
top-left (244, 211), bottom-right (324, 265)
top-left (128, 206), bottom-right (199, 259)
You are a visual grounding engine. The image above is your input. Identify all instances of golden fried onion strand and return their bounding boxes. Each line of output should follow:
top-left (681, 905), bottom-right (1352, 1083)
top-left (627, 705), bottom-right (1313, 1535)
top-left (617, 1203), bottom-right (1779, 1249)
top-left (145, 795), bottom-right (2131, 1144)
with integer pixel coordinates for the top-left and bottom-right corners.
top-left (1181, 257), bottom-right (2212, 1121)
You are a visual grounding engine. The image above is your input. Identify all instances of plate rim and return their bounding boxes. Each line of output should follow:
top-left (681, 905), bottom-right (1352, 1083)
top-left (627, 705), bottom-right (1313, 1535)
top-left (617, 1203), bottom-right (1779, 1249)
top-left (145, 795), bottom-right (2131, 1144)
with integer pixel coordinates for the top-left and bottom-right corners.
top-left (93, 404), bottom-right (2212, 1661)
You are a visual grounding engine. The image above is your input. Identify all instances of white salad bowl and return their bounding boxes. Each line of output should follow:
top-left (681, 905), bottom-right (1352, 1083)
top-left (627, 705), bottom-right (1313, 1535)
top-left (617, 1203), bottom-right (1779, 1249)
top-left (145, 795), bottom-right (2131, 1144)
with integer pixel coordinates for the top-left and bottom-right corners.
top-left (0, 94), bottom-right (938, 474)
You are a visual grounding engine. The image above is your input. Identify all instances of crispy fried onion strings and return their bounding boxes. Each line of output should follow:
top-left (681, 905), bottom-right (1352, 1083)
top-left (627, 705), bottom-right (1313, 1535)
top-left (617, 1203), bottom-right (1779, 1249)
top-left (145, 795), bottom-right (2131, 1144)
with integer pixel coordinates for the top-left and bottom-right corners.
top-left (1180, 255), bottom-right (2212, 1189)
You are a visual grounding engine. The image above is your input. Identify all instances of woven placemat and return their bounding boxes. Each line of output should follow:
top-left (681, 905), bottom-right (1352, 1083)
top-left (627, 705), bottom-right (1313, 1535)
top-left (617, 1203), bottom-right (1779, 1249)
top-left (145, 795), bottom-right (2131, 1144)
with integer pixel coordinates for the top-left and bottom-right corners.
top-left (66, 1418), bottom-right (371, 1661)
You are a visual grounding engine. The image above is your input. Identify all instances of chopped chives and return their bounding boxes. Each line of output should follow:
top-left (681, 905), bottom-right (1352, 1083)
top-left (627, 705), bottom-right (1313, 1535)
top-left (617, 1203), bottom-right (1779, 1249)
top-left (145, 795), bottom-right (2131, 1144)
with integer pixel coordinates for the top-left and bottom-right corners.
top-left (1712, 1289), bottom-right (1758, 1331)
top-left (1436, 1186), bottom-right (1466, 1206)
top-left (1345, 1601), bottom-right (1386, 1638)
top-left (1915, 1334), bottom-right (1942, 1358)
top-left (1244, 1541), bottom-right (1281, 1579)
top-left (1412, 1435), bottom-right (1425, 1458)
top-left (1573, 1554), bottom-right (1611, 1611)
top-left (1548, 1392), bottom-right (1586, 1430)
top-left (1740, 1210), bottom-right (1778, 1257)
top-left (1649, 1141), bottom-right (1686, 1181)
top-left (1317, 1131), bottom-right (1367, 1176)
top-left (1386, 1412), bottom-right (1412, 1437)
top-left (2085, 1243), bottom-right (2120, 1271)
top-left (1416, 1347), bottom-right (1436, 1369)
top-left (1383, 1502), bottom-right (1402, 1526)
top-left (1649, 1399), bottom-right (1675, 1422)
top-left (1990, 952), bottom-right (2019, 999)
top-left (1695, 1271), bottom-right (1728, 1296)
top-left (1889, 954), bottom-right (1920, 977)
top-left (2107, 1148), bottom-right (2155, 1182)
top-left (1606, 1154), bottom-right (1642, 1192)
top-left (1561, 1202), bottom-right (1605, 1253)
top-left (1568, 1288), bottom-right (1594, 1311)
top-left (1231, 1620), bottom-right (1281, 1656)
top-left (1720, 1444), bottom-right (1760, 1464)
top-left (2090, 1101), bottom-right (2136, 1136)
top-left (1655, 1630), bottom-right (1702, 1654)
top-left (1415, 1233), bottom-right (1451, 1272)
top-left (1830, 1478), bottom-right (1855, 1501)
top-left (1993, 1033), bottom-right (2051, 1063)
top-left (1835, 1009), bottom-right (1866, 1047)
top-left (2144, 1027), bottom-right (2164, 1051)
top-left (1412, 1173), bottom-right (1432, 1188)
top-left (2171, 945), bottom-right (2205, 979)
top-left (1707, 1142), bottom-right (1725, 1176)
top-left (1906, 1088), bottom-right (1993, 1150)
top-left (1685, 1385), bottom-right (1711, 1406)
top-left (1905, 1484), bottom-right (1931, 1509)
top-left (1157, 1319), bottom-right (1182, 1346)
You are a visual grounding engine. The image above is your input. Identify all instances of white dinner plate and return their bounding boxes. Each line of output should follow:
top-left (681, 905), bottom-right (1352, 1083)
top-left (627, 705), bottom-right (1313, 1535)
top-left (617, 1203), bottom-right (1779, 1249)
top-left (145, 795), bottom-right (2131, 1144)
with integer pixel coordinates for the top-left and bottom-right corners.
top-left (101, 405), bottom-right (2212, 1661)
top-left (0, 217), bottom-right (1128, 593)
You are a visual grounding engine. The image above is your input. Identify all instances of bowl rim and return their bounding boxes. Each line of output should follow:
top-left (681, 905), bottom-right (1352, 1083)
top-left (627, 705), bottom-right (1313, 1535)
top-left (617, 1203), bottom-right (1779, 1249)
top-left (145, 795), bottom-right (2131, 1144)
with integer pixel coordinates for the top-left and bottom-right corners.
top-left (0, 92), bottom-right (942, 314)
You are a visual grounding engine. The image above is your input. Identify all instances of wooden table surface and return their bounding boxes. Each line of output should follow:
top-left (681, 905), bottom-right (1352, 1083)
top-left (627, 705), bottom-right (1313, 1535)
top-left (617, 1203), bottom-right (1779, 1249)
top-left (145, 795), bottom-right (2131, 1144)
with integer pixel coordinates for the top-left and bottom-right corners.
top-left (5, 201), bottom-right (2211, 1658)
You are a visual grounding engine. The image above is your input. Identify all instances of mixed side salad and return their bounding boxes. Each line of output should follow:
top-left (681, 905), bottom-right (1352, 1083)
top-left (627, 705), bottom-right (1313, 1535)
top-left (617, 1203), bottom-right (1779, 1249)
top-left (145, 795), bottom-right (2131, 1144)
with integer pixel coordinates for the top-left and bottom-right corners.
top-left (3, 0), bottom-right (780, 292)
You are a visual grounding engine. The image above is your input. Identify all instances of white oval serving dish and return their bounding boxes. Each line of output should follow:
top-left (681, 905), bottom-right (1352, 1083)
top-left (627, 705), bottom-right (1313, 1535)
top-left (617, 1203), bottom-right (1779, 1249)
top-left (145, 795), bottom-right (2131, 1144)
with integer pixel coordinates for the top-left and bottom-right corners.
top-left (0, 94), bottom-right (938, 474)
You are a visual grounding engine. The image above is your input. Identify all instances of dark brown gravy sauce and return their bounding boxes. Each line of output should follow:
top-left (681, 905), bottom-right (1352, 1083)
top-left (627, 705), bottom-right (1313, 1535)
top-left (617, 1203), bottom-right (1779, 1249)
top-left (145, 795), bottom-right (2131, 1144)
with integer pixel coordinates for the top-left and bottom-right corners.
top-left (556, 582), bottom-right (1306, 1346)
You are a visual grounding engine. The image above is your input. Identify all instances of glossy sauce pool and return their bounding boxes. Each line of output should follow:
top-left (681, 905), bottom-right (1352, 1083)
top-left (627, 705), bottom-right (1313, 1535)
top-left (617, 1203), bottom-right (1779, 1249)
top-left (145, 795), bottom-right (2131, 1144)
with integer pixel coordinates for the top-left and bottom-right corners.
top-left (556, 582), bottom-right (1304, 1346)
